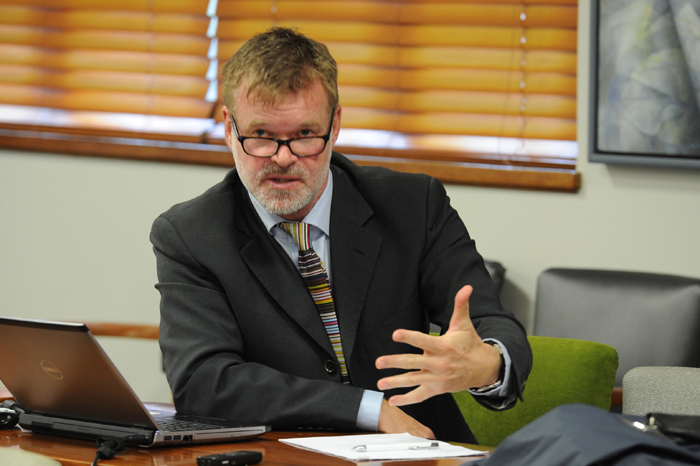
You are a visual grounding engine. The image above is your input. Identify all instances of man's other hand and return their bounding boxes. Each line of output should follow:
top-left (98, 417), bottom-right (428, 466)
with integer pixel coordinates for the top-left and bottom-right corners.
top-left (377, 399), bottom-right (435, 438)
top-left (375, 285), bottom-right (502, 406)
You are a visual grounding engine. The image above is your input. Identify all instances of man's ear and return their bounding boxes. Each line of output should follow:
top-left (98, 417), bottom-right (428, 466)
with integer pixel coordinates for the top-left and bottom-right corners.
top-left (222, 106), bottom-right (234, 151)
top-left (331, 105), bottom-right (342, 146)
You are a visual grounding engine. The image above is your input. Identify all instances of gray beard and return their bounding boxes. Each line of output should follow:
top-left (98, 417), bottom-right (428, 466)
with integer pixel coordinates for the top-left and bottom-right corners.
top-left (254, 183), bottom-right (316, 216)
top-left (239, 163), bottom-right (325, 217)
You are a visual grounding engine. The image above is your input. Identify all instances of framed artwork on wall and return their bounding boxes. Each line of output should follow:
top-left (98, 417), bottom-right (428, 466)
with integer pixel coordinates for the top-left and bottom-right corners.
top-left (589, 0), bottom-right (700, 169)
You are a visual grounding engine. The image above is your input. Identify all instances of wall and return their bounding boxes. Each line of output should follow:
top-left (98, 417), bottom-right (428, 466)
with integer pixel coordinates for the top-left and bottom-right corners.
top-left (1, 0), bottom-right (699, 402)
top-left (0, 155), bottom-right (226, 402)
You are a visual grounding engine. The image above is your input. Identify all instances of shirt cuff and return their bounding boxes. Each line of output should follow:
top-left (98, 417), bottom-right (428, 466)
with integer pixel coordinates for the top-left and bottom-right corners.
top-left (356, 389), bottom-right (384, 431)
top-left (467, 338), bottom-right (512, 398)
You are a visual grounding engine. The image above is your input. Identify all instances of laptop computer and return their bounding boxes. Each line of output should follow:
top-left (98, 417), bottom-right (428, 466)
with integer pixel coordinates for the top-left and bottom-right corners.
top-left (0, 316), bottom-right (270, 447)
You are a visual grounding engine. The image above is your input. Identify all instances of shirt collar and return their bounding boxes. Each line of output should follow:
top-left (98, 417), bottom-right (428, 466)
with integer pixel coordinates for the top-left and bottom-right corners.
top-left (248, 169), bottom-right (333, 236)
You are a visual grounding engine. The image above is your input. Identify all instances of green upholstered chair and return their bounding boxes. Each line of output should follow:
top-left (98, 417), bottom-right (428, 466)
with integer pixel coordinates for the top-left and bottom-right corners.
top-left (453, 335), bottom-right (618, 447)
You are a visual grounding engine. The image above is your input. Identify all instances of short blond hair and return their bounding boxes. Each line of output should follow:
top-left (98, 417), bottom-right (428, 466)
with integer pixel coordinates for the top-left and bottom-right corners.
top-left (221, 27), bottom-right (338, 115)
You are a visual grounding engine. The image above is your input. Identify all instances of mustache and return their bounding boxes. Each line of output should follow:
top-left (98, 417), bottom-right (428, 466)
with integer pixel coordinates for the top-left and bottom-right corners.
top-left (258, 165), bottom-right (307, 178)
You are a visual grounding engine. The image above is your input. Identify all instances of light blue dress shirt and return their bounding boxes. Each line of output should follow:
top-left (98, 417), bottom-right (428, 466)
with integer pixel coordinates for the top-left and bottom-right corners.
top-left (247, 170), bottom-right (513, 431)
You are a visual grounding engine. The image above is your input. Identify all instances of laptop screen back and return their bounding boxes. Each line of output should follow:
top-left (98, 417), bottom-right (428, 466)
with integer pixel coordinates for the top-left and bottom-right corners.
top-left (0, 317), bottom-right (156, 429)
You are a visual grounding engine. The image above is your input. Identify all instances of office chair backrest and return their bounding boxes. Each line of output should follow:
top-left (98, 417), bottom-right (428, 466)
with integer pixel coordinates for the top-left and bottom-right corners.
top-left (454, 336), bottom-right (618, 447)
top-left (623, 366), bottom-right (700, 416)
top-left (533, 268), bottom-right (700, 386)
top-left (483, 260), bottom-right (506, 295)
top-left (430, 259), bottom-right (506, 335)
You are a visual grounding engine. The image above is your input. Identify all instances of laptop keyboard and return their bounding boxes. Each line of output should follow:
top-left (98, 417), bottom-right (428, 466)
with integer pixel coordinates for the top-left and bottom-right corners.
top-left (156, 418), bottom-right (225, 432)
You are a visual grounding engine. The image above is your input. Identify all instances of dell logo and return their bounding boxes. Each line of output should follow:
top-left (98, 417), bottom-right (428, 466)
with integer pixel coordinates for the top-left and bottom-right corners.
top-left (40, 360), bottom-right (64, 380)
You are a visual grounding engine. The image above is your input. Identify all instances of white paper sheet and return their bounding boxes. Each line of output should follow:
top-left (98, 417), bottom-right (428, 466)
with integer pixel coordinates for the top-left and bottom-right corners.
top-left (280, 432), bottom-right (487, 462)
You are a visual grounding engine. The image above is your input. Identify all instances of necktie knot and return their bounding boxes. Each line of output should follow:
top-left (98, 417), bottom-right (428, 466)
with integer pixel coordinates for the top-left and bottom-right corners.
top-left (279, 222), bottom-right (312, 252)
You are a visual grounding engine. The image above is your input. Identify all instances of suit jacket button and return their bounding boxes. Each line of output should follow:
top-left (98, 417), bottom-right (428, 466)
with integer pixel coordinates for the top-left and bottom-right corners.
top-left (324, 360), bottom-right (337, 374)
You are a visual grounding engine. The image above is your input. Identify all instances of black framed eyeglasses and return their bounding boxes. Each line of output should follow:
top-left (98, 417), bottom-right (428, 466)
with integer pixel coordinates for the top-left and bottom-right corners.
top-left (231, 110), bottom-right (335, 158)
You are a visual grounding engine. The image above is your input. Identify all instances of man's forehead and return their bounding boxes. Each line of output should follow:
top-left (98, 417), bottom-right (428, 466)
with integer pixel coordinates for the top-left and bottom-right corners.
top-left (236, 79), bottom-right (329, 110)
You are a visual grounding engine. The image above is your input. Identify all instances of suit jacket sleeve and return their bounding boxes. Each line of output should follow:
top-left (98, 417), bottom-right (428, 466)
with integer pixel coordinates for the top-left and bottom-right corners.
top-left (418, 176), bottom-right (531, 410)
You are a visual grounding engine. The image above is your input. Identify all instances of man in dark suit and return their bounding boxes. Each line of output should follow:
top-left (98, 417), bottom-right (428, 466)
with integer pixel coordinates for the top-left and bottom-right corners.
top-left (151, 27), bottom-right (531, 444)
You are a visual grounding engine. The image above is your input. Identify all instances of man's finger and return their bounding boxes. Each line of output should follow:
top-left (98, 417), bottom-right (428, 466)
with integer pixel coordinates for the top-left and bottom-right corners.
top-left (387, 385), bottom-right (437, 407)
top-left (391, 329), bottom-right (442, 352)
top-left (376, 369), bottom-right (437, 391)
top-left (447, 285), bottom-right (475, 333)
top-left (376, 352), bottom-right (429, 371)
top-left (378, 400), bottom-right (436, 439)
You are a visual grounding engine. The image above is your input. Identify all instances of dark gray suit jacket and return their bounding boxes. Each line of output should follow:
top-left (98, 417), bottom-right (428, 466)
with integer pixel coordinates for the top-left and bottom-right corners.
top-left (151, 153), bottom-right (531, 443)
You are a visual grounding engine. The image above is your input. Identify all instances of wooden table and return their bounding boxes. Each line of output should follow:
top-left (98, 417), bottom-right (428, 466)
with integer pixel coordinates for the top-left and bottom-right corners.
top-left (0, 428), bottom-right (490, 466)
top-left (0, 392), bottom-right (490, 465)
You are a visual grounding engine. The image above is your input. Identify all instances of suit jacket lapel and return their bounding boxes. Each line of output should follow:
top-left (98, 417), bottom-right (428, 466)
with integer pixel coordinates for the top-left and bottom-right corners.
top-left (235, 181), bottom-right (334, 355)
top-left (328, 165), bottom-right (382, 364)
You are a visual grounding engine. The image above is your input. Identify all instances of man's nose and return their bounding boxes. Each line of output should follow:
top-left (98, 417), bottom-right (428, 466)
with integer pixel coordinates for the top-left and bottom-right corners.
top-left (272, 143), bottom-right (297, 168)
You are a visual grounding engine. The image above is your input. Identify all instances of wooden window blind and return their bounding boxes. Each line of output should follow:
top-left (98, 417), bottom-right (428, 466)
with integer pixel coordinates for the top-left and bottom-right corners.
top-left (0, 0), bottom-right (580, 192)
top-left (0, 0), bottom-right (218, 141)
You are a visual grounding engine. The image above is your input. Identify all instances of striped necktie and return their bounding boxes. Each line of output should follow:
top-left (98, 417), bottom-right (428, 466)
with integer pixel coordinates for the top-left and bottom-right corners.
top-left (279, 222), bottom-right (350, 384)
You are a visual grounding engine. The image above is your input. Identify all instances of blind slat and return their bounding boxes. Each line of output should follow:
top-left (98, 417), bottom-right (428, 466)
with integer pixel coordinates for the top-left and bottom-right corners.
top-left (0, 66), bottom-right (209, 97)
top-left (397, 0), bottom-right (576, 4)
top-left (398, 5), bottom-right (576, 27)
top-left (336, 89), bottom-right (576, 118)
top-left (0, 26), bottom-right (211, 54)
top-left (0, 0), bottom-right (212, 14)
top-left (217, 2), bottom-right (576, 29)
top-left (335, 65), bottom-right (576, 95)
top-left (0, 45), bottom-right (209, 75)
top-left (398, 26), bottom-right (576, 50)
top-left (397, 47), bottom-right (576, 73)
top-left (340, 107), bottom-right (575, 140)
top-left (0, 84), bottom-right (214, 117)
top-left (219, 1), bottom-right (399, 22)
top-left (217, 20), bottom-right (577, 51)
top-left (0, 6), bottom-right (209, 35)
top-left (399, 69), bottom-right (576, 94)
